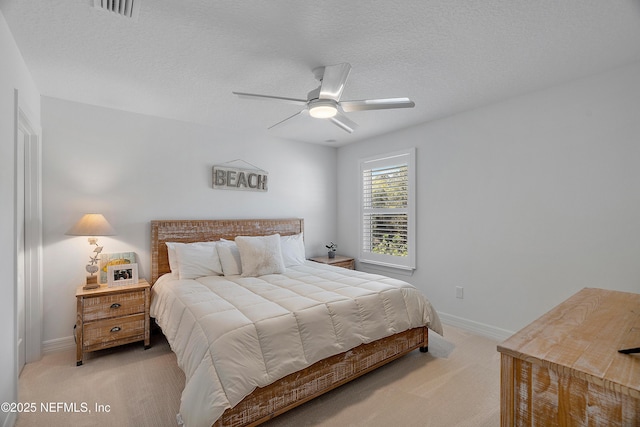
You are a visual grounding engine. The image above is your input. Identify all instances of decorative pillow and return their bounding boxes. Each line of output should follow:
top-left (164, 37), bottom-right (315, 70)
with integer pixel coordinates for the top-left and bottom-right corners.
top-left (235, 234), bottom-right (286, 277)
top-left (216, 239), bottom-right (243, 276)
top-left (170, 241), bottom-right (223, 279)
top-left (280, 232), bottom-right (306, 267)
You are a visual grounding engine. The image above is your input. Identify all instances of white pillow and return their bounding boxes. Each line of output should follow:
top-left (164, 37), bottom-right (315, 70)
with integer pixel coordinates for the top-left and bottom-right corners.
top-left (280, 233), bottom-right (306, 267)
top-left (235, 234), bottom-right (286, 277)
top-left (170, 241), bottom-right (223, 279)
top-left (216, 239), bottom-right (243, 276)
top-left (165, 242), bottom-right (180, 277)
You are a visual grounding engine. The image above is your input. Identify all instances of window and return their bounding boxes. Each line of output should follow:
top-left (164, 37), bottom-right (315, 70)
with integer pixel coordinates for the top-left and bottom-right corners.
top-left (359, 148), bottom-right (415, 270)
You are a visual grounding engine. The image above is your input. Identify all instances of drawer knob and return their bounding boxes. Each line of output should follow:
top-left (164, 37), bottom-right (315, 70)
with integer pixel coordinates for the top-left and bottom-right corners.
top-left (110, 303), bottom-right (121, 309)
top-left (110, 326), bottom-right (121, 333)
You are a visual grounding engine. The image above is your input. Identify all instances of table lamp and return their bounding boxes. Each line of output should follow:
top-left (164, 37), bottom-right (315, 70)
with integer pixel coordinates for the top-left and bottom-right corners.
top-left (66, 213), bottom-right (116, 289)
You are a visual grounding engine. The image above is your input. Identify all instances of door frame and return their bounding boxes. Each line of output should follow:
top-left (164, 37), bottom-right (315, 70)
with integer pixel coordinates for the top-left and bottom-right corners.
top-left (14, 89), bottom-right (43, 367)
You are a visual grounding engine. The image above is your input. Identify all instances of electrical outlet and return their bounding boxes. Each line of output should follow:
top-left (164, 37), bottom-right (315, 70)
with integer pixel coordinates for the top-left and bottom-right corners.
top-left (456, 286), bottom-right (464, 299)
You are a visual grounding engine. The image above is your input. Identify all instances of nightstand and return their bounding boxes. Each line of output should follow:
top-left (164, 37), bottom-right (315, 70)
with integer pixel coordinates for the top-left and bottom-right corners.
top-left (309, 255), bottom-right (355, 270)
top-left (75, 280), bottom-right (150, 366)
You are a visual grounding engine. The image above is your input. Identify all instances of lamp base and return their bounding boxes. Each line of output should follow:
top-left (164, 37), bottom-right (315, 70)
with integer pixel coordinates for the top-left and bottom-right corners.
top-left (83, 276), bottom-right (99, 290)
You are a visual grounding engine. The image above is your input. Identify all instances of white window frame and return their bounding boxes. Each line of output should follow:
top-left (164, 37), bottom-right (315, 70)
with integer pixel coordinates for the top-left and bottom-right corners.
top-left (359, 147), bottom-right (416, 270)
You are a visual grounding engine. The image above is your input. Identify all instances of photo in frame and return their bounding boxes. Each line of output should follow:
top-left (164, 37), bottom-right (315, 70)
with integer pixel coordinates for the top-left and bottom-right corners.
top-left (107, 263), bottom-right (138, 287)
top-left (100, 252), bottom-right (136, 284)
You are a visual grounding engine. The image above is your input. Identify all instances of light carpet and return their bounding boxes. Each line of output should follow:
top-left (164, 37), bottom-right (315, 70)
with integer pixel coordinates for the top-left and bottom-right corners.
top-left (17, 325), bottom-right (500, 426)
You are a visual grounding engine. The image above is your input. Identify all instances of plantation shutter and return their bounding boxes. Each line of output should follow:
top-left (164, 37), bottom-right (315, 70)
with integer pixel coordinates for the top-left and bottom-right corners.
top-left (359, 148), bottom-right (415, 269)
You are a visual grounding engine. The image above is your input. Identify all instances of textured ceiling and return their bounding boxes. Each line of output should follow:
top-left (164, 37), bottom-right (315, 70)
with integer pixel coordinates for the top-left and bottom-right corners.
top-left (2, 0), bottom-right (640, 146)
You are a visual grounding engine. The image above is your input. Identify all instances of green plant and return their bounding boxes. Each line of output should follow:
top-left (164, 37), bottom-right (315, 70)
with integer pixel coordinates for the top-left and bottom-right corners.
top-left (325, 242), bottom-right (337, 252)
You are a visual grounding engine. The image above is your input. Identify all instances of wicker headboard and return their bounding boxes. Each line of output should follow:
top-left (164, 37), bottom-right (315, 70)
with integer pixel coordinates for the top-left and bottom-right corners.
top-left (150, 218), bottom-right (304, 284)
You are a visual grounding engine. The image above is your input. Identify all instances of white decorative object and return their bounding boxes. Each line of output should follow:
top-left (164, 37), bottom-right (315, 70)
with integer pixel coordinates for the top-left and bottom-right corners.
top-left (66, 213), bottom-right (116, 289)
top-left (107, 263), bottom-right (138, 287)
top-left (99, 252), bottom-right (136, 284)
top-left (235, 234), bottom-right (285, 277)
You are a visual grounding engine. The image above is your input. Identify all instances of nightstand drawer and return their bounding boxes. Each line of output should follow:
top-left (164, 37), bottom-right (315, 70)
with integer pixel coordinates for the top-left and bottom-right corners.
top-left (309, 255), bottom-right (355, 270)
top-left (331, 260), bottom-right (355, 269)
top-left (83, 313), bottom-right (146, 351)
top-left (82, 290), bottom-right (146, 321)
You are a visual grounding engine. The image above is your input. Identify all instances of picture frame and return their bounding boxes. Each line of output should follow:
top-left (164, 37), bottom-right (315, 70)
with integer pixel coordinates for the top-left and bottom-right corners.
top-left (107, 263), bottom-right (138, 287)
top-left (99, 252), bottom-right (136, 284)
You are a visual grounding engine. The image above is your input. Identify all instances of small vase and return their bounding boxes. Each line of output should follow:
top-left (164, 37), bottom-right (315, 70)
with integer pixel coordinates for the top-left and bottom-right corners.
top-left (328, 251), bottom-right (336, 259)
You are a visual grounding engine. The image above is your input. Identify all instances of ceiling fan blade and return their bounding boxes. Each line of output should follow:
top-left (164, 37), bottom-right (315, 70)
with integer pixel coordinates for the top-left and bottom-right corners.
top-left (319, 63), bottom-right (351, 101)
top-left (340, 97), bottom-right (415, 112)
top-left (232, 91), bottom-right (307, 106)
top-left (330, 112), bottom-right (358, 133)
top-left (267, 110), bottom-right (305, 130)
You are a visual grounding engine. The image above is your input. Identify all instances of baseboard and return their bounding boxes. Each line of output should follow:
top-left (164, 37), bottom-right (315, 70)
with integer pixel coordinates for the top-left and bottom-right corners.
top-left (438, 312), bottom-right (515, 342)
top-left (42, 336), bottom-right (75, 354)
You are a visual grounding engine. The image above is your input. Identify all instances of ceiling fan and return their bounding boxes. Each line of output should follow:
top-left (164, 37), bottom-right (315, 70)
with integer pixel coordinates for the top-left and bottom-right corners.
top-left (232, 63), bottom-right (415, 133)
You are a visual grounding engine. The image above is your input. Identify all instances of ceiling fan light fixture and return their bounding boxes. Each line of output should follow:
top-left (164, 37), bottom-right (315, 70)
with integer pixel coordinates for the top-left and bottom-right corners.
top-left (308, 99), bottom-right (338, 119)
top-left (233, 62), bottom-right (415, 133)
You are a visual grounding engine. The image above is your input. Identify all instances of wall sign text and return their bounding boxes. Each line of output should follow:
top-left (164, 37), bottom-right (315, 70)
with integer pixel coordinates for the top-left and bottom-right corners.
top-left (212, 162), bottom-right (268, 192)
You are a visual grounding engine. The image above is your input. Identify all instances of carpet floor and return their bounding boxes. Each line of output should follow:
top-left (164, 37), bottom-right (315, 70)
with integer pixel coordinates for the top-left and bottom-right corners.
top-left (17, 324), bottom-right (500, 426)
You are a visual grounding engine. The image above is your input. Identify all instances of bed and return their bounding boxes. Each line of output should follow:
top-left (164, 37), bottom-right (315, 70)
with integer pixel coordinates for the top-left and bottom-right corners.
top-left (149, 218), bottom-right (442, 427)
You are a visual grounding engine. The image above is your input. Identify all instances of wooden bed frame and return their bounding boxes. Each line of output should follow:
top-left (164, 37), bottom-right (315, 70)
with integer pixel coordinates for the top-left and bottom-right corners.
top-left (150, 218), bottom-right (429, 427)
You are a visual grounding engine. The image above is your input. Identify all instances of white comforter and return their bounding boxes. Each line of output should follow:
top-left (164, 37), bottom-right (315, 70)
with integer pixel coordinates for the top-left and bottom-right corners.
top-left (150, 261), bottom-right (442, 427)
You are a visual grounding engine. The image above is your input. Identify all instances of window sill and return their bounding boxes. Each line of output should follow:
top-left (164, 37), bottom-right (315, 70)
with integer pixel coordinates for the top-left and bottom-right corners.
top-left (358, 259), bottom-right (415, 277)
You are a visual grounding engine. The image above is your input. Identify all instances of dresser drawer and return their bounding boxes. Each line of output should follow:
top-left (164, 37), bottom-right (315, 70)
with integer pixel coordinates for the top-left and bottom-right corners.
top-left (83, 313), bottom-right (146, 351)
top-left (82, 290), bottom-right (146, 321)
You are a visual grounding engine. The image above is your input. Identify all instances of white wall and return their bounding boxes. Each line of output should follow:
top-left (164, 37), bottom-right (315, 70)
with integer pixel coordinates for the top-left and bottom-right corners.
top-left (338, 62), bottom-right (640, 339)
top-left (0, 11), bottom-right (41, 427)
top-left (40, 97), bottom-right (338, 344)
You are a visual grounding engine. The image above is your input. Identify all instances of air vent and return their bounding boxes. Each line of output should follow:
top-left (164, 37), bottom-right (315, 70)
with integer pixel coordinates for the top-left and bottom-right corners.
top-left (93, 0), bottom-right (141, 20)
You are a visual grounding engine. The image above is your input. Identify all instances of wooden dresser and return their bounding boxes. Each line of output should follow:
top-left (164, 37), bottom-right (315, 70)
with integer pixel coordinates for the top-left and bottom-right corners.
top-left (497, 288), bottom-right (640, 426)
top-left (75, 280), bottom-right (150, 366)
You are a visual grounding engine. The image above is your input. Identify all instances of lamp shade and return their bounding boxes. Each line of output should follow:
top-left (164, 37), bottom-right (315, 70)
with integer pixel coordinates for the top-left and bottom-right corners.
top-left (66, 214), bottom-right (116, 236)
